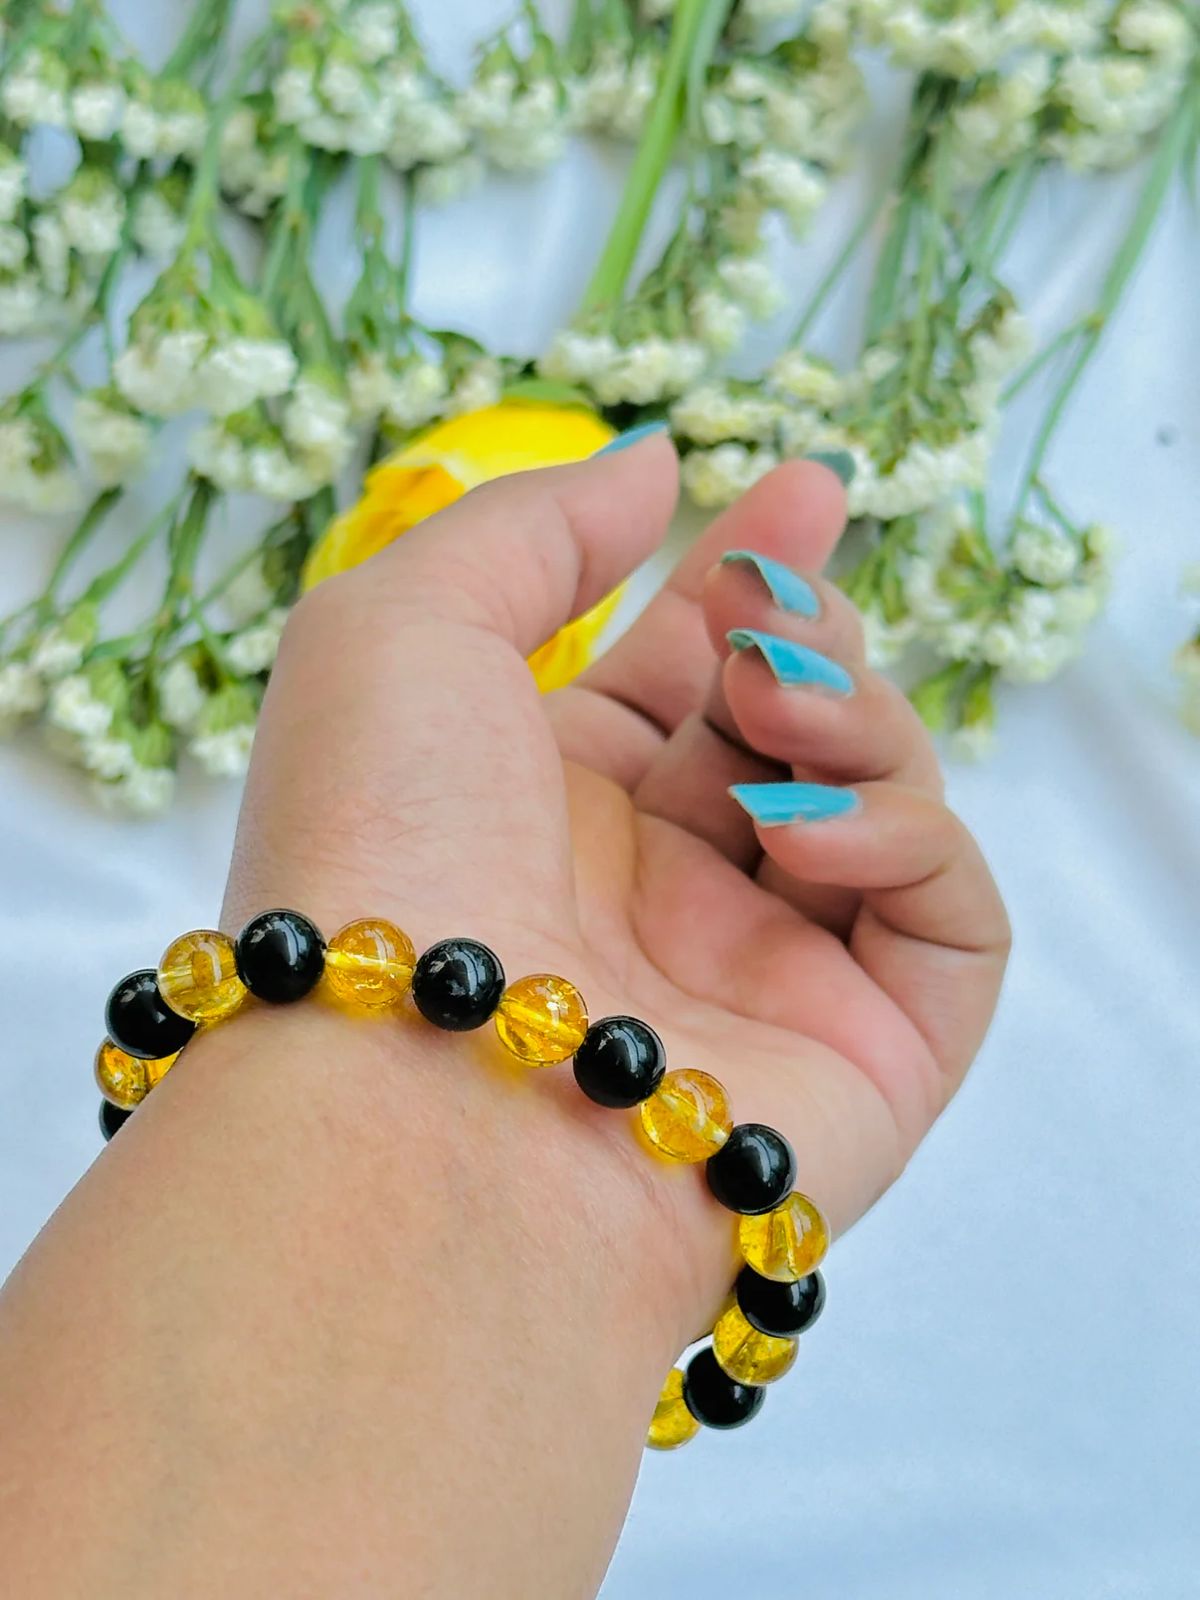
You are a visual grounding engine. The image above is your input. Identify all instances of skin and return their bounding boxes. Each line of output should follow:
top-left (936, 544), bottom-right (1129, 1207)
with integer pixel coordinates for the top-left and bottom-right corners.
top-left (0, 440), bottom-right (1008, 1598)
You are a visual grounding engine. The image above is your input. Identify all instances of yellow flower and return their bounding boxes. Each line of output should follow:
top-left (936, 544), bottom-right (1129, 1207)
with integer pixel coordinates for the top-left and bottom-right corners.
top-left (304, 400), bottom-right (621, 692)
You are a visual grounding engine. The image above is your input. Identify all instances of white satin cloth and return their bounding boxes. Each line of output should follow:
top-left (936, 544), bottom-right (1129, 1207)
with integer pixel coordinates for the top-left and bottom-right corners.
top-left (2, 4), bottom-right (1198, 1596)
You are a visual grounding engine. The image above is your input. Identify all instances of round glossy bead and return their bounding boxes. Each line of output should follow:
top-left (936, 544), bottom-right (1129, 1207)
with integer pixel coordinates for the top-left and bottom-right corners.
top-left (705, 1122), bottom-right (796, 1214)
top-left (737, 1266), bottom-right (826, 1338)
top-left (235, 909), bottom-right (325, 1003)
top-left (645, 1367), bottom-right (700, 1452)
top-left (324, 918), bottom-right (416, 1010)
top-left (495, 974), bottom-right (588, 1066)
top-left (158, 931), bottom-right (247, 1024)
top-left (739, 1191), bottom-right (829, 1283)
top-left (411, 938), bottom-right (505, 1031)
top-left (638, 1069), bottom-right (732, 1162)
top-left (573, 1016), bottom-right (665, 1108)
top-left (682, 1347), bottom-right (765, 1430)
top-left (712, 1301), bottom-right (798, 1386)
top-left (94, 1038), bottom-right (177, 1109)
top-left (106, 969), bottom-right (197, 1060)
top-left (99, 1100), bottom-right (133, 1142)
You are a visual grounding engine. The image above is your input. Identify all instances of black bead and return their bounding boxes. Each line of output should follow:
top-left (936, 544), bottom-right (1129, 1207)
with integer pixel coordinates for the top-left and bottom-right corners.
top-left (411, 938), bottom-right (505, 1031)
top-left (105, 969), bottom-right (197, 1060)
top-left (737, 1266), bottom-right (826, 1338)
top-left (705, 1122), bottom-right (796, 1214)
top-left (682, 1347), bottom-right (765, 1430)
top-left (99, 1100), bottom-right (133, 1142)
top-left (235, 909), bottom-right (326, 1003)
top-left (572, 1015), bottom-right (666, 1108)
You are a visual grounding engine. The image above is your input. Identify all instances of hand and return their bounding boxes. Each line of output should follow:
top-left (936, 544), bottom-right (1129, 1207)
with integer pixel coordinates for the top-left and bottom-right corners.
top-left (225, 434), bottom-right (1009, 1343)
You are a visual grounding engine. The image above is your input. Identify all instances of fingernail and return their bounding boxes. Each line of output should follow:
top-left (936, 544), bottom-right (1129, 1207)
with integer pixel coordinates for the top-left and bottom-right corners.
top-left (597, 421), bottom-right (671, 455)
top-left (730, 781), bottom-right (859, 826)
top-left (719, 550), bottom-right (820, 618)
top-left (803, 449), bottom-right (856, 487)
top-left (727, 629), bottom-right (854, 696)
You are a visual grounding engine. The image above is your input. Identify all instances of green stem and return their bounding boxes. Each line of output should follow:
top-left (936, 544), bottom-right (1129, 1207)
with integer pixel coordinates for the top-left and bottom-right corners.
top-left (80, 490), bottom-right (185, 608)
top-left (181, 29), bottom-right (275, 254)
top-left (163, 0), bottom-right (236, 79)
top-left (1001, 314), bottom-right (1100, 403)
top-left (792, 188), bottom-right (891, 344)
top-left (577, 0), bottom-right (731, 316)
top-left (42, 489), bottom-right (121, 607)
top-left (1013, 84), bottom-right (1196, 516)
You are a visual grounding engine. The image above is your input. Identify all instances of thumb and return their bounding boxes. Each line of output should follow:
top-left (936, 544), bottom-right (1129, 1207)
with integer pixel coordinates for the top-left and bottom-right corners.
top-left (222, 434), bottom-right (679, 946)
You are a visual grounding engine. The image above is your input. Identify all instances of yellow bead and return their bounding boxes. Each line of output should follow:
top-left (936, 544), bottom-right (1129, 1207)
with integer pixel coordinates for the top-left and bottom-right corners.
top-left (157, 929), bottom-right (247, 1024)
top-left (713, 1301), bottom-right (798, 1385)
top-left (94, 1038), bottom-right (177, 1109)
top-left (646, 1367), bottom-right (699, 1451)
top-left (738, 1191), bottom-right (829, 1283)
top-left (638, 1069), bottom-right (732, 1162)
top-left (494, 974), bottom-right (588, 1066)
top-left (324, 918), bottom-right (416, 1009)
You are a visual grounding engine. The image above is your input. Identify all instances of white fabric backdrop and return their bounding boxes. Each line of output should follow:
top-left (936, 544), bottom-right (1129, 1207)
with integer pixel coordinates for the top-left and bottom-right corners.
top-left (2, 5), bottom-right (1199, 1596)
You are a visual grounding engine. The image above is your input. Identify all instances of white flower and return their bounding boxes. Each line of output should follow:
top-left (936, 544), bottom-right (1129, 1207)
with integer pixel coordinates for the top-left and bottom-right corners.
top-left (717, 255), bottom-right (783, 319)
top-left (0, 413), bottom-right (36, 475)
top-left (246, 443), bottom-right (317, 501)
top-left (671, 382), bottom-right (780, 445)
top-left (414, 151), bottom-right (482, 204)
top-left (191, 723), bottom-right (256, 778)
top-left (538, 329), bottom-right (620, 386)
top-left (121, 98), bottom-right (162, 159)
top-left (0, 152), bottom-right (26, 223)
top-left (681, 442), bottom-right (779, 507)
top-left (0, 227), bottom-right (30, 277)
top-left (95, 765), bottom-right (175, 816)
top-left (1, 52), bottom-right (68, 128)
top-left (188, 418), bottom-right (247, 492)
top-left (282, 376), bottom-right (353, 455)
top-left (226, 609), bottom-right (287, 675)
top-left (83, 735), bottom-right (137, 779)
top-left (1012, 523), bottom-right (1080, 586)
top-left (74, 392), bottom-right (153, 487)
top-left (224, 556), bottom-right (276, 625)
top-left (273, 65), bottom-right (319, 125)
top-left (59, 171), bottom-right (126, 257)
top-left (448, 357), bottom-right (503, 415)
top-left (0, 661), bottom-right (44, 731)
top-left (0, 274), bottom-right (46, 334)
top-left (194, 338), bottom-right (298, 416)
top-left (158, 659), bottom-right (208, 730)
top-left (951, 720), bottom-right (996, 761)
top-left (132, 189), bottom-right (186, 258)
top-left (47, 674), bottom-right (112, 738)
top-left (742, 150), bottom-right (827, 233)
top-left (381, 357), bottom-right (448, 429)
top-left (690, 288), bottom-right (746, 354)
top-left (32, 213), bottom-right (69, 297)
top-left (1115, 0), bottom-right (1192, 59)
top-left (592, 337), bottom-right (707, 406)
top-left (321, 58), bottom-right (374, 119)
top-left (351, 2), bottom-right (401, 63)
top-left (114, 329), bottom-right (208, 416)
top-left (770, 350), bottom-right (843, 406)
top-left (71, 81), bottom-right (126, 140)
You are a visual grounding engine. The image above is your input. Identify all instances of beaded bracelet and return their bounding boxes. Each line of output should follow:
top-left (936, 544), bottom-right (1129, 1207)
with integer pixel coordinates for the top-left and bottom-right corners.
top-left (95, 911), bottom-right (829, 1451)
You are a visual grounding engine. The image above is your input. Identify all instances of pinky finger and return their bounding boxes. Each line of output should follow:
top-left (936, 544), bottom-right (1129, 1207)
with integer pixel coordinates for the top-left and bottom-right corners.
top-left (731, 780), bottom-right (1011, 1090)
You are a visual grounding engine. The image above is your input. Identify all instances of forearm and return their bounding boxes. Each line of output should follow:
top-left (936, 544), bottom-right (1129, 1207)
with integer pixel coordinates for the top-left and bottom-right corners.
top-left (0, 1002), bottom-right (714, 1598)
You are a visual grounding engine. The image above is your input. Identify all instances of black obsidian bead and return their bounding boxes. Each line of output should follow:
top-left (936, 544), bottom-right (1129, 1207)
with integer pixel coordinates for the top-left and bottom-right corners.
top-left (572, 1015), bottom-right (666, 1108)
top-left (99, 1100), bottom-right (133, 1142)
top-left (105, 969), bottom-right (197, 1060)
top-left (411, 938), bottom-right (505, 1031)
top-left (705, 1122), bottom-right (796, 1214)
top-left (235, 909), bottom-right (326, 1003)
top-left (737, 1266), bottom-right (826, 1338)
top-left (682, 1347), bottom-right (765, 1430)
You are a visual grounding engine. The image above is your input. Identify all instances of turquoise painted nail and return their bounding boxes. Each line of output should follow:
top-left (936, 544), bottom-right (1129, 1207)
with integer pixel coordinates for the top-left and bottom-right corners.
top-left (728, 628), bottom-right (854, 696)
top-left (730, 782), bottom-right (859, 826)
top-left (719, 550), bottom-right (819, 618)
top-left (803, 449), bottom-right (856, 486)
top-left (597, 421), bottom-right (671, 455)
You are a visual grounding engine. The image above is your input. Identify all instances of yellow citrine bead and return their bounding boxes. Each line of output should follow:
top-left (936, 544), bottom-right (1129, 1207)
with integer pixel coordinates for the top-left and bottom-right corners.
top-left (94, 1038), bottom-right (177, 1109)
top-left (157, 929), bottom-right (247, 1024)
top-left (739, 1191), bottom-right (829, 1283)
top-left (645, 1367), bottom-right (700, 1451)
top-left (638, 1069), bottom-right (732, 1163)
top-left (494, 974), bottom-right (588, 1066)
top-left (324, 918), bottom-right (417, 1010)
top-left (713, 1301), bottom-right (798, 1385)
